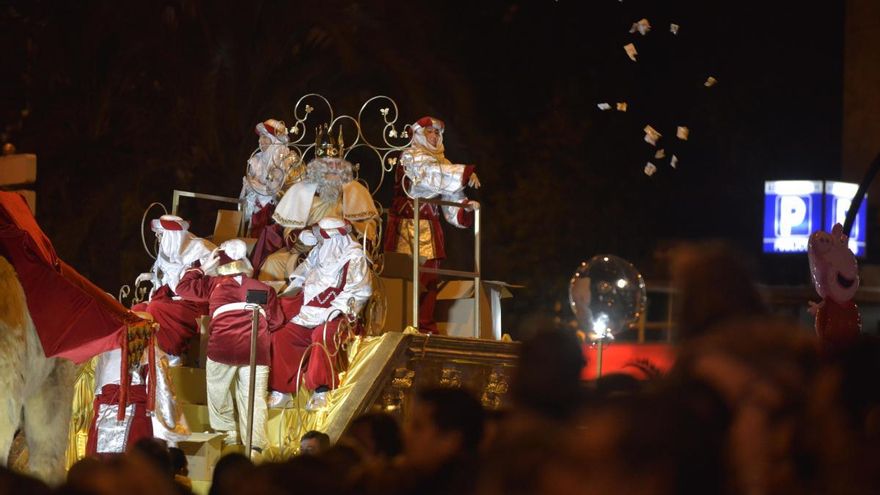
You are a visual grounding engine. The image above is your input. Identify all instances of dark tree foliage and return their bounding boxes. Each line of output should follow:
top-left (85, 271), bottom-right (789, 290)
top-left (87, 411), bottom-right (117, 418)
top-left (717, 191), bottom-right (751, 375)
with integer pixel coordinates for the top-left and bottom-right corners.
top-left (0, 0), bottom-right (842, 330)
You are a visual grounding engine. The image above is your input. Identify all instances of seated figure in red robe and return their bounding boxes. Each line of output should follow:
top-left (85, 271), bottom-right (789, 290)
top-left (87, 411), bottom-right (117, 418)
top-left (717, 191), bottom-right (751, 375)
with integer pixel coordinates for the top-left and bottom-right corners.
top-left (269, 217), bottom-right (373, 410)
top-left (131, 215), bottom-right (215, 364)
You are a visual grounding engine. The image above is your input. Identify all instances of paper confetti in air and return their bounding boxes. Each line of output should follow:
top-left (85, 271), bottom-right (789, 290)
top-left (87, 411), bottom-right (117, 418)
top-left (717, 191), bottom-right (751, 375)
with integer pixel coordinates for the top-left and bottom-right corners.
top-left (616, 102), bottom-right (628, 112)
top-left (629, 18), bottom-right (651, 36)
top-left (704, 76), bottom-right (718, 87)
top-left (624, 43), bottom-right (638, 62)
top-left (644, 162), bottom-right (657, 176)
top-left (643, 125), bottom-right (661, 146)
top-left (597, 103), bottom-right (612, 111)
top-left (670, 155), bottom-right (679, 168)
top-left (654, 149), bottom-right (666, 159)
top-left (670, 23), bottom-right (680, 35)
top-left (676, 126), bottom-right (689, 140)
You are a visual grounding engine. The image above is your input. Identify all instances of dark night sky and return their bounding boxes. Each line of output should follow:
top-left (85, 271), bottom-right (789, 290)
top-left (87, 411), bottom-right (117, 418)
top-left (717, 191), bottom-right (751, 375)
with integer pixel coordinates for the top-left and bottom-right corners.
top-left (0, 0), bottom-right (845, 322)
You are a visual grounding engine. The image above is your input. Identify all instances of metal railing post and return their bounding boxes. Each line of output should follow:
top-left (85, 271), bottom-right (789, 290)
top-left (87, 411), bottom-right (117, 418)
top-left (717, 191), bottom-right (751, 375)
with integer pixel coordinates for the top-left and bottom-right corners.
top-left (409, 198), bottom-right (482, 339)
top-left (170, 190), bottom-right (248, 236)
top-left (473, 204), bottom-right (481, 339)
top-left (245, 306), bottom-right (259, 458)
top-left (412, 198), bottom-right (421, 329)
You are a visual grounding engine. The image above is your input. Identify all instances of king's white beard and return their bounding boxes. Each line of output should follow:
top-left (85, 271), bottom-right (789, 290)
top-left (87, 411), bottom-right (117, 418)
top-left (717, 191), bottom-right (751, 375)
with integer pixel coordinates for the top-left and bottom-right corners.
top-left (305, 158), bottom-right (354, 202)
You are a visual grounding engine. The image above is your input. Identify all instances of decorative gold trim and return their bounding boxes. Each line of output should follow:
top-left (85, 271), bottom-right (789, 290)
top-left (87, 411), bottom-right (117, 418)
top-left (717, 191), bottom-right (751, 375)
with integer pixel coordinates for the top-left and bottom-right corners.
top-left (271, 212), bottom-right (307, 229)
top-left (344, 210), bottom-right (379, 221)
top-left (391, 367), bottom-right (415, 389)
top-left (439, 368), bottom-right (462, 389)
top-left (217, 260), bottom-right (252, 276)
top-left (481, 370), bottom-right (509, 409)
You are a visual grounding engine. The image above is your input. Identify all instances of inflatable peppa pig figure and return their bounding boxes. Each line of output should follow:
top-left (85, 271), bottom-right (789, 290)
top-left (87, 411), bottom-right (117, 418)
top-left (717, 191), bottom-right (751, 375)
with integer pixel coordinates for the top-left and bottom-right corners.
top-left (808, 223), bottom-right (861, 351)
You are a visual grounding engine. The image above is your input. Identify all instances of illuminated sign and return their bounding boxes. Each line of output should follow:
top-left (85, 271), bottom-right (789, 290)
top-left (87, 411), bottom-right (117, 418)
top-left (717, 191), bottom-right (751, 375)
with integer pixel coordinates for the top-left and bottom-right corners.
top-left (824, 181), bottom-right (867, 256)
top-left (764, 181), bottom-right (823, 253)
top-left (763, 180), bottom-right (867, 256)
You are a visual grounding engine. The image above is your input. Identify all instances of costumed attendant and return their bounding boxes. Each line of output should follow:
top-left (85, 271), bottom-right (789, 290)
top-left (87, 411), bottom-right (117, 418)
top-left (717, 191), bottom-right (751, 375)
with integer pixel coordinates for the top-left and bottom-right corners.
top-left (86, 323), bottom-right (190, 456)
top-left (808, 223), bottom-right (862, 354)
top-left (240, 119), bottom-right (303, 238)
top-left (252, 124), bottom-right (378, 292)
top-left (269, 217), bottom-right (372, 410)
top-left (175, 240), bottom-right (284, 454)
top-left (132, 215), bottom-right (215, 365)
top-left (383, 116), bottom-right (481, 333)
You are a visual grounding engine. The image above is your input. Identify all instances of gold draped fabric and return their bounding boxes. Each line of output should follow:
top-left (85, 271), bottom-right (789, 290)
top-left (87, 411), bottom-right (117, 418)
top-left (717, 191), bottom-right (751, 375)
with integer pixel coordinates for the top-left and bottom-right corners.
top-left (264, 334), bottom-right (389, 459)
top-left (66, 335), bottom-right (395, 464)
top-left (66, 357), bottom-right (96, 469)
top-left (394, 219), bottom-right (436, 259)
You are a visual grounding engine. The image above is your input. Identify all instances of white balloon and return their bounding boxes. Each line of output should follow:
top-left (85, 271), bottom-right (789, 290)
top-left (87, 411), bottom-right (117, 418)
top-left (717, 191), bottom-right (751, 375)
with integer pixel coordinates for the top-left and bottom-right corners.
top-left (569, 255), bottom-right (647, 341)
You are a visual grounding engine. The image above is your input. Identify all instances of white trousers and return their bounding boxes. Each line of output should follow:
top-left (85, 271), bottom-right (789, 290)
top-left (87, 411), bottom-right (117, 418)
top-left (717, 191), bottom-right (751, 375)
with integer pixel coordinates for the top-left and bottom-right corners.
top-left (205, 358), bottom-right (269, 450)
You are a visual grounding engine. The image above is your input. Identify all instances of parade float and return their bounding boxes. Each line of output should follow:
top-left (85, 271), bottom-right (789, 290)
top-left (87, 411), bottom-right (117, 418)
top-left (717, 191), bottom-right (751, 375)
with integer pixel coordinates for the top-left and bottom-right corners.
top-left (2, 95), bottom-right (673, 488)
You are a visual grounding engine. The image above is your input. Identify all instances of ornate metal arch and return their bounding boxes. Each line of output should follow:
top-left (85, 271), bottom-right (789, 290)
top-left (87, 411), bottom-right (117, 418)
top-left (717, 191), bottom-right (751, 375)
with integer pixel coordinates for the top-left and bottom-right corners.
top-left (249, 93), bottom-right (416, 196)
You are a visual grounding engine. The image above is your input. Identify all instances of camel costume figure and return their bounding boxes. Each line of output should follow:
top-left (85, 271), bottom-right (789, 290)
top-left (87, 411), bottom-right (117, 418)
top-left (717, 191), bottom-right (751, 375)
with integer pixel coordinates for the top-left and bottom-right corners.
top-left (240, 119), bottom-right (303, 238)
top-left (0, 256), bottom-right (77, 483)
top-left (0, 191), bottom-right (142, 484)
top-left (132, 215), bottom-right (216, 364)
top-left (251, 124), bottom-right (379, 292)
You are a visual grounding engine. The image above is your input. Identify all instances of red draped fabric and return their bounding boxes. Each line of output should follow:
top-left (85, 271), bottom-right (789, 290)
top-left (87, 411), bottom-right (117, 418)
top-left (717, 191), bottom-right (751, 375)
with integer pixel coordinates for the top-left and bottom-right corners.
top-left (132, 285), bottom-right (207, 356)
top-left (249, 202), bottom-right (275, 239)
top-left (0, 191), bottom-right (137, 363)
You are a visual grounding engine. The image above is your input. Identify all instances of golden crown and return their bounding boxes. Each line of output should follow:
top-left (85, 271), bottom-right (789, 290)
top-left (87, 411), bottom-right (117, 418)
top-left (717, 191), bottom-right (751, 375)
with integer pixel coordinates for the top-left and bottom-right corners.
top-left (314, 123), bottom-right (345, 158)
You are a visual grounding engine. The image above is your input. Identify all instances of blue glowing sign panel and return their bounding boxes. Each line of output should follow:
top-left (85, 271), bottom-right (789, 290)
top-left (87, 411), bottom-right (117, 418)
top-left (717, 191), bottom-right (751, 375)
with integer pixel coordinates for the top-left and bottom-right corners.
top-left (763, 180), bottom-right (867, 256)
top-left (763, 181), bottom-right (824, 253)
top-left (824, 181), bottom-right (867, 257)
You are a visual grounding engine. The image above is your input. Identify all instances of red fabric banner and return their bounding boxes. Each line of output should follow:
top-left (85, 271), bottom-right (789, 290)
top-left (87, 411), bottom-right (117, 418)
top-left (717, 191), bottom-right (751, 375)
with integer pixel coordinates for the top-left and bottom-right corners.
top-left (0, 191), bottom-right (138, 363)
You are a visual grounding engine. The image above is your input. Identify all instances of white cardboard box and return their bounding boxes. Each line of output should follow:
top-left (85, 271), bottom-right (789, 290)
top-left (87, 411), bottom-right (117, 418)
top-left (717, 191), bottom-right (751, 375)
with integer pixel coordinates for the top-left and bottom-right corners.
top-left (380, 251), bottom-right (519, 338)
top-left (178, 432), bottom-right (224, 481)
top-left (436, 280), bottom-right (517, 340)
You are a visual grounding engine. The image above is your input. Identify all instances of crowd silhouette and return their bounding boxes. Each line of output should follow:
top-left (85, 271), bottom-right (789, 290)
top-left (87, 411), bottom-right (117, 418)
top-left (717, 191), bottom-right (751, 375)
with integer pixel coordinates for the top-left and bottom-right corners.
top-left (3, 242), bottom-right (880, 494)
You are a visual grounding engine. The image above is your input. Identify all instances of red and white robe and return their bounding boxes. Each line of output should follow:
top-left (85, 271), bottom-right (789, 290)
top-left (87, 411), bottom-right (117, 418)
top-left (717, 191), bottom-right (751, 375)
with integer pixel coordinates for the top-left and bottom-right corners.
top-left (86, 346), bottom-right (189, 455)
top-left (271, 222), bottom-right (372, 392)
top-left (382, 146), bottom-right (475, 333)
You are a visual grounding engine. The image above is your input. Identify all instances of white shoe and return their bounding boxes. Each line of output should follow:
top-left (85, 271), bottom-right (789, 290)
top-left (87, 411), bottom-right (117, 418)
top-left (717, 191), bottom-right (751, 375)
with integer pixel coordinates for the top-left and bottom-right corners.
top-left (305, 391), bottom-right (329, 412)
top-left (222, 431), bottom-right (239, 446)
top-left (268, 391), bottom-right (292, 409)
